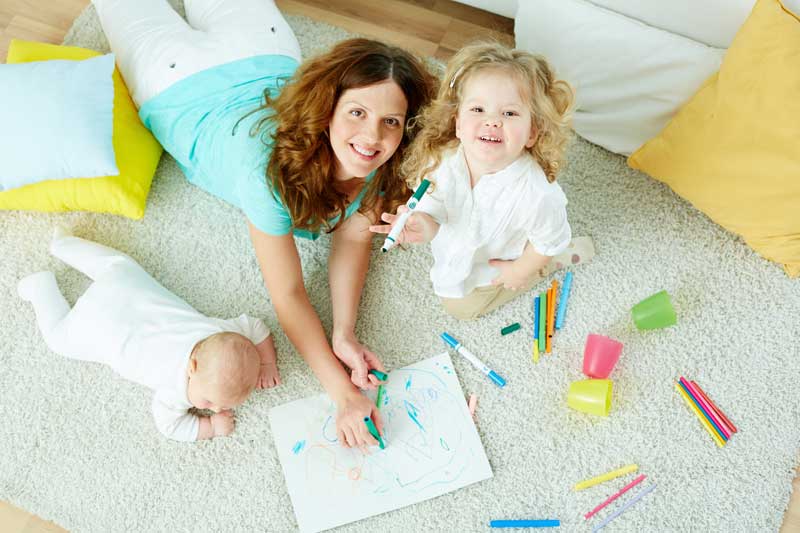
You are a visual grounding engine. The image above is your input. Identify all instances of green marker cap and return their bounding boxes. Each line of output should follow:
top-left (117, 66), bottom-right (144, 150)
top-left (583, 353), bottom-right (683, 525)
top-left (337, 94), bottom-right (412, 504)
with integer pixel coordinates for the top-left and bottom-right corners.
top-left (369, 369), bottom-right (389, 381)
top-left (412, 179), bottom-right (431, 201)
top-left (501, 322), bottom-right (521, 335)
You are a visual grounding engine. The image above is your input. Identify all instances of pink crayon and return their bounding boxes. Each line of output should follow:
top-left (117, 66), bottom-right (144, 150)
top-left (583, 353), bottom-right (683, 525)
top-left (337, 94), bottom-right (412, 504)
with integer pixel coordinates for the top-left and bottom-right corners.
top-left (680, 377), bottom-right (732, 439)
top-left (584, 474), bottom-right (646, 520)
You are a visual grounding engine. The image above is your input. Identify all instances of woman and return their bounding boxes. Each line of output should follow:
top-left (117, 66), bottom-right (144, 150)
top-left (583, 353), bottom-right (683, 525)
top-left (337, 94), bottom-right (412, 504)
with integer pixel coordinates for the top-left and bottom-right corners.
top-left (93, 0), bottom-right (436, 449)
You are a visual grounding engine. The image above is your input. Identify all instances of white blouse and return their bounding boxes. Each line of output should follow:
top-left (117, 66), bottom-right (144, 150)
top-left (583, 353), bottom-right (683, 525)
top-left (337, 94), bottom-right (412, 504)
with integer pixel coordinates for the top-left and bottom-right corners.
top-left (415, 145), bottom-right (571, 298)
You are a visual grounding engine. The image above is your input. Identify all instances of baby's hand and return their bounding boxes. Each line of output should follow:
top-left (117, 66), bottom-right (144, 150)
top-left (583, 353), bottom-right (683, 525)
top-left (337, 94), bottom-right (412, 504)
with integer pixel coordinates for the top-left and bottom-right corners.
top-left (211, 410), bottom-right (235, 437)
top-left (256, 335), bottom-right (281, 389)
top-left (489, 259), bottom-right (533, 291)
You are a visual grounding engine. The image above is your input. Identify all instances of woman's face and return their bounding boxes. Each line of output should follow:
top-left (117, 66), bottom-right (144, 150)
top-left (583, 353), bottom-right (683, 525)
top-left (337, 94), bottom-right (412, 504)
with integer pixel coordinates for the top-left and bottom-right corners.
top-left (329, 80), bottom-right (408, 181)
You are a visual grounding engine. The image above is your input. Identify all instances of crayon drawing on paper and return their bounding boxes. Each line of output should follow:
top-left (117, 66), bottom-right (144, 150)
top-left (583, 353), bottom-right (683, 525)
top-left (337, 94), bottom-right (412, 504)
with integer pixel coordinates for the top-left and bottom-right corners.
top-left (269, 352), bottom-right (493, 532)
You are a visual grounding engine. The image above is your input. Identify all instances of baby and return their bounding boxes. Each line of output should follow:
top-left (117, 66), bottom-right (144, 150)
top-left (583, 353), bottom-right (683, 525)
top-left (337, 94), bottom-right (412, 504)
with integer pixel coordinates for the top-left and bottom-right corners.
top-left (18, 228), bottom-right (279, 441)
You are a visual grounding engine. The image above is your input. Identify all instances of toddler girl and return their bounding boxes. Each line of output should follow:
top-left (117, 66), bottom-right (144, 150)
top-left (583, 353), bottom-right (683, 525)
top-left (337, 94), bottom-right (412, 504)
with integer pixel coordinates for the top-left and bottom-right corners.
top-left (372, 42), bottom-right (595, 319)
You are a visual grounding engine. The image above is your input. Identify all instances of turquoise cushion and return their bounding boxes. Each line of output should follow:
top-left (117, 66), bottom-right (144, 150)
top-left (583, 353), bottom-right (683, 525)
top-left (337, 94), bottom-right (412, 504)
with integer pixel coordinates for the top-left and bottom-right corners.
top-left (0, 53), bottom-right (117, 190)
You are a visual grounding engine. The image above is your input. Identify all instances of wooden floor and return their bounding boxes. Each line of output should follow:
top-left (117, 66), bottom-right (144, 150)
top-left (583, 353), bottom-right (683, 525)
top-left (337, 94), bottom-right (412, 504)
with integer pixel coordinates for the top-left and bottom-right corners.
top-left (0, 1), bottom-right (798, 532)
top-left (0, 0), bottom-right (513, 63)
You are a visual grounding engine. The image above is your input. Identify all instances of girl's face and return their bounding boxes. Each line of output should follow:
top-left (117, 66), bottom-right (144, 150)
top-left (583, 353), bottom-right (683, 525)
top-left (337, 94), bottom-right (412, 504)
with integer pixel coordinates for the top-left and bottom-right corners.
top-left (455, 68), bottom-right (536, 178)
top-left (329, 80), bottom-right (408, 181)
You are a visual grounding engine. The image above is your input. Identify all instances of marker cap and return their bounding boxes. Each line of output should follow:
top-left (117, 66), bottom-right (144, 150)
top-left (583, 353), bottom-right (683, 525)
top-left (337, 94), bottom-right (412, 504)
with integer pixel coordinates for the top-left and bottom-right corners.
top-left (440, 332), bottom-right (459, 348)
top-left (412, 179), bottom-right (431, 200)
top-left (489, 371), bottom-right (506, 387)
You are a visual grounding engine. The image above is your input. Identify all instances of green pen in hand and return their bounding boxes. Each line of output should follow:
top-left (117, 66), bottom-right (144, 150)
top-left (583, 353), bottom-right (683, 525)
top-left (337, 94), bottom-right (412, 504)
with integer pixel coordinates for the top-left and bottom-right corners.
top-left (375, 384), bottom-right (385, 408)
top-left (363, 416), bottom-right (385, 449)
top-left (369, 369), bottom-right (388, 381)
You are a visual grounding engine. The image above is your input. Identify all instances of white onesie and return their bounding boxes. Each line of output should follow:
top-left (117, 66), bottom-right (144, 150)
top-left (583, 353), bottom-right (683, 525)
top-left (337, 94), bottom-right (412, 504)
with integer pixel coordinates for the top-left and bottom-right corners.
top-left (18, 233), bottom-right (270, 442)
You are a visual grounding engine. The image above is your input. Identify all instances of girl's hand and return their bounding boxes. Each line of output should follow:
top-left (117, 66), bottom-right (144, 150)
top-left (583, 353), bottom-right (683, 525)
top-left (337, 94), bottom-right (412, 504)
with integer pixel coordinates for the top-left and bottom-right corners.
top-left (368, 206), bottom-right (437, 244)
top-left (489, 258), bottom-right (534, 291)
top-left (332, 332), bottom-right (384, 390)
top-left (335, 391), bottom-right (384, 450)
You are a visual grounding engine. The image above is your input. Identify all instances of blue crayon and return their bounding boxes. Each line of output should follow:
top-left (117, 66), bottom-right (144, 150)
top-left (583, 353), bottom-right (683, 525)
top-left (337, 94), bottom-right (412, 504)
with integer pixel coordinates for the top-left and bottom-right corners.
top-left (555, 271), bottom-right (573, 330)
top-left (533, 295), bottom-right (540, 341)
top-left (490, 519), bottom-right (560, 528)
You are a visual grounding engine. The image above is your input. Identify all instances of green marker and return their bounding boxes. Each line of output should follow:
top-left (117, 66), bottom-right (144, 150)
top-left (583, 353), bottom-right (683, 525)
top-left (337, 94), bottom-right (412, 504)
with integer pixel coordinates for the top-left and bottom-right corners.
top-left (369, 369), bottom-right (388, 381)
top-left (375, 384), bottom-right (385, 408)
top-left (538, 291), bottom-right (547, 351)
top-left (363, 416), bottom-right (385, 449)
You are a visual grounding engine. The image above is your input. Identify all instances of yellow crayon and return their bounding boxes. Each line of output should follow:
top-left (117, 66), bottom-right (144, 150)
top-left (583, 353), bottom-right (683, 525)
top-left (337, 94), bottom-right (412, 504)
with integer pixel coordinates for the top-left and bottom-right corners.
top-left (532, 340), bottom-right (539, 363)
top-left (675, 382), bottom-right (725, 448)
top-left (574, 464), bottom-right (639, 491)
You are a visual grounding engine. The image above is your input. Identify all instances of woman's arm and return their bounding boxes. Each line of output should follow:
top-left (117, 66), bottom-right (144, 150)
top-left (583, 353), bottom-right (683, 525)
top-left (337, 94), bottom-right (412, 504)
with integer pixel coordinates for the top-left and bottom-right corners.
top-left (247, 222), bottom-right (383, 448)
top-left (329, 212), bottom-right (386, 389)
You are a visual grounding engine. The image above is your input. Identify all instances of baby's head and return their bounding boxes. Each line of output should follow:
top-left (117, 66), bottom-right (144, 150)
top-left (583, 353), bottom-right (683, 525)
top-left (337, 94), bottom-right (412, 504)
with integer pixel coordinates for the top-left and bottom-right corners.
top-left (186, 332), bottom-right (260, 412)
top-left (404, 42), bottom-right (574, 186)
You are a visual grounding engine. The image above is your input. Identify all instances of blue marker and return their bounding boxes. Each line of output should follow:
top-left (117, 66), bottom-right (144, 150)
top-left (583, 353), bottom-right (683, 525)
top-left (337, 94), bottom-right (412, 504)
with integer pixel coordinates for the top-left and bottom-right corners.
top-left (554, 271), bottom-right (573, 330)
top-left (490, 519), bottom-right (560, 528)
top-left (440, 333), bottom-right (506, 387)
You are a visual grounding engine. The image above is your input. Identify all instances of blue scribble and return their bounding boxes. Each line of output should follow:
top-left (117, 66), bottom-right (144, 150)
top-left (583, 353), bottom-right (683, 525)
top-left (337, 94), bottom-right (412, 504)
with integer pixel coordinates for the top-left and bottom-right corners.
top-left (292, 440), bottom-right (306, 454)
top-left (405, 376), bottom-right (412, 390)
top-left (439, 437), bottom-right (450, 451)
top-left (322, 416), bottom-right (338, 442)
top-left (404, 400), bottom-right (425, 432)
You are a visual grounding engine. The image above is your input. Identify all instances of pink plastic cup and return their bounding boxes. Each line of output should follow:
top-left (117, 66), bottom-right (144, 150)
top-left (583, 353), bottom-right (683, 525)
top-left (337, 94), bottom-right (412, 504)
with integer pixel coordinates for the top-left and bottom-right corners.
top-left (583, 334), bottom-right (623, 379)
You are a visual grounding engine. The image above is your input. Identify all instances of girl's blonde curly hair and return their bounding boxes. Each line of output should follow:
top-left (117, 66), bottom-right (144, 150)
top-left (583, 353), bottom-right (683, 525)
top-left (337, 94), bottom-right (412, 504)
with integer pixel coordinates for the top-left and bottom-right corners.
top-left (402, 42), bottom-right (574, 188)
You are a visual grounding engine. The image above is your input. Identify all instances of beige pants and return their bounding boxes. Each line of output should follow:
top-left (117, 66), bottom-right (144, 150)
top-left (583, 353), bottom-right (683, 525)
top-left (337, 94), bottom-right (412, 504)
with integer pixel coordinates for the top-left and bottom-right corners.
top-left (440, 277), bottom-right (542, 321)
top-left (440, 236), bottom-right (596, 320)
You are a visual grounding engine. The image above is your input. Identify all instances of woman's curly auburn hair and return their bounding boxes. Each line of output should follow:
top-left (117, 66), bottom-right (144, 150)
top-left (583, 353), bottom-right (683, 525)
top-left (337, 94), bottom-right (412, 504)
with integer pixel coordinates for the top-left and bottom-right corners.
top-left (402, 41), bottom-right (574, 189)
top-left (254, 38), bottom-right (436, 234)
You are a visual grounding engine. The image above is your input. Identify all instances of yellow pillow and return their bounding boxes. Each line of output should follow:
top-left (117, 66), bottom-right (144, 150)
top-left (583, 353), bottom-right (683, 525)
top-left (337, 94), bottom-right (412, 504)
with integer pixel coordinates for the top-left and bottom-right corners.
top-left (628, 0), bottom-right (800, 277)
top-left (1, 40), bottom-right (162, 220)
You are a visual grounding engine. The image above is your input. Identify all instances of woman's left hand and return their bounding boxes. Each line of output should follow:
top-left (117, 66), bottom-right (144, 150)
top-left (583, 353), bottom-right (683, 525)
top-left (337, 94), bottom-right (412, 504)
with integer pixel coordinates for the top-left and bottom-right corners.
top-left (332, 332), bottom-right (385, 390)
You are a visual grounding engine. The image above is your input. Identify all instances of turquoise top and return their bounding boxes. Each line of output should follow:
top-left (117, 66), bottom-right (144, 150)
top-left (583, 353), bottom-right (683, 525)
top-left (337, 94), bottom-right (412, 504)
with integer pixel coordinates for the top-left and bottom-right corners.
top-left (139, 55), bottom-right (373, 239)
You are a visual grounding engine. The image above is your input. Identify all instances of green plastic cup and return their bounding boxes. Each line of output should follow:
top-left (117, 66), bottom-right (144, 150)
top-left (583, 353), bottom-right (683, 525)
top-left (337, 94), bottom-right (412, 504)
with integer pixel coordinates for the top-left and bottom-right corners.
top-left (567, 379), bottom-right (613, 416)
top-left (631, 290), bottom-right (677, 330)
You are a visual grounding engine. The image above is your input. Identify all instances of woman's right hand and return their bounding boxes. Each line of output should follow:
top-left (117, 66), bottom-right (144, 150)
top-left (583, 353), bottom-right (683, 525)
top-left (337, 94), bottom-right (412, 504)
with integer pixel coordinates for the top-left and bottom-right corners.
top-left (335, 390), bottom-right (384, 450)
top-left (368, 206), bottom-right (437, 244)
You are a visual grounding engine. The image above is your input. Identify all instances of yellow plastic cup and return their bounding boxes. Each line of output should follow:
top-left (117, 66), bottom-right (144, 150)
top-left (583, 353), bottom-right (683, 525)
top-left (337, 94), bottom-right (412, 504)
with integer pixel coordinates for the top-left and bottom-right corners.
top-left (567, 379), bottom-right (613, 416)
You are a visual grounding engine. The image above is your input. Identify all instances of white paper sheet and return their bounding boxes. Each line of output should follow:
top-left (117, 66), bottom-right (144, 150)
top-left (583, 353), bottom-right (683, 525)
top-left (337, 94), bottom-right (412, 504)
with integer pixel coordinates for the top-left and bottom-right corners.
top-left (269, 352), bottom-right (493, 532)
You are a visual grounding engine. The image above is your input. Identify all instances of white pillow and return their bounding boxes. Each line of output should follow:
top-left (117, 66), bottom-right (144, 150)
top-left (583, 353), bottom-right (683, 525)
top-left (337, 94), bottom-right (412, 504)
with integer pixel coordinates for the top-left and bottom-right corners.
top-left (515, 0), bottom-right (725, 155)
top-left (587, 0), bottom-right (755, 49)
top-left (0, 53), bottom-right (118, 191)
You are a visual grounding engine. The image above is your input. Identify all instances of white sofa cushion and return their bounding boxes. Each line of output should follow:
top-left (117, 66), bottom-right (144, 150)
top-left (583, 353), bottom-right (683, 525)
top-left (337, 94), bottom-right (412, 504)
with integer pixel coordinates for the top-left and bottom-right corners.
top-left (515, 0), bottom-right (726, 155)
top-left (588, 0), bottom-right (755, 49)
